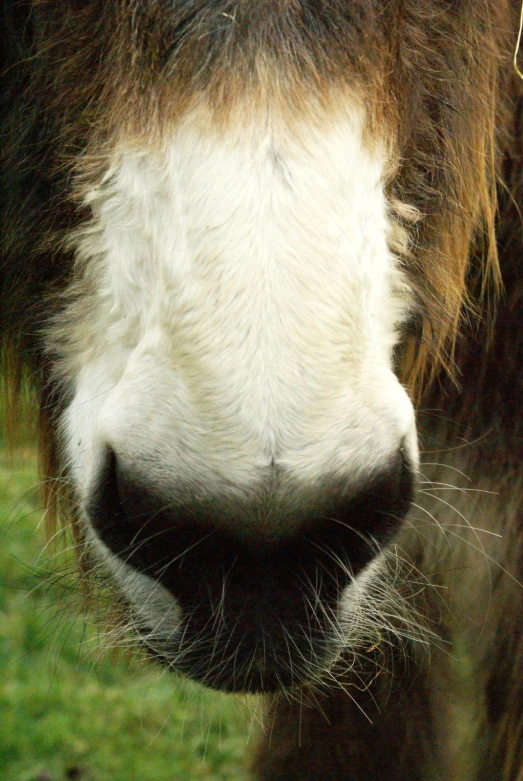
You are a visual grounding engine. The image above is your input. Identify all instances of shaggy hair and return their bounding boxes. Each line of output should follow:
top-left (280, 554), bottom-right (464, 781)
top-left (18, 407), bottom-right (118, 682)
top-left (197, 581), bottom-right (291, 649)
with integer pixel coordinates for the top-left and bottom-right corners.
top-left (1, 1), bottom-right (522, 779)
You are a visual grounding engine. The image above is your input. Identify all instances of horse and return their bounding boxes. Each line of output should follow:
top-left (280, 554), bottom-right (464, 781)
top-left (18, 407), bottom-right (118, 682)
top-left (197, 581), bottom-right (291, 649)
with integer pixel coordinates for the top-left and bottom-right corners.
top-left (1, 1), bottom-right (522, 778)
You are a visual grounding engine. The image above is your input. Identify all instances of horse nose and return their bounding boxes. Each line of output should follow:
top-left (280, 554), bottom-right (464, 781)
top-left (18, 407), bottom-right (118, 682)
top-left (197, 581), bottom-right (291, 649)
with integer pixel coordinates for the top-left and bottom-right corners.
top-left (86, 446), bottom-right (414, 692)
top-left (87, 445), bottom-right (414, 573)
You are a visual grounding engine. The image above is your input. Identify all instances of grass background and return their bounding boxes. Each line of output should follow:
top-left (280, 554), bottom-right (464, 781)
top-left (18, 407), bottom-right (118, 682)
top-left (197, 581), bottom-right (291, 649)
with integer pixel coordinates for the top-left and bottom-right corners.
top-left (0, 445), bottom-right (254, 781)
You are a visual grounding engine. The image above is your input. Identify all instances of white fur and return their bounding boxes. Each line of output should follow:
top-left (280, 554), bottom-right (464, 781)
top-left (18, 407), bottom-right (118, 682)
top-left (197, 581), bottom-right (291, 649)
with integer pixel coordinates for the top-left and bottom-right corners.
top-left (61, 104), bottom-right (416, 530)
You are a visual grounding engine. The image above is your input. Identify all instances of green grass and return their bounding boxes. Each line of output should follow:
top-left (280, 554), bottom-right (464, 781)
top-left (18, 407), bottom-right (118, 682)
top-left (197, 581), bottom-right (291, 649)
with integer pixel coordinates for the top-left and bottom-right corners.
top-left (0, 448), bottom-right (254, 781)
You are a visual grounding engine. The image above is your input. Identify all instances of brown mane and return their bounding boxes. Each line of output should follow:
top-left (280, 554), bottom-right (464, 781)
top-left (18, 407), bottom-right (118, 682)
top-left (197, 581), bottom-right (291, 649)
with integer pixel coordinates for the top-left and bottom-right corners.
top-left (2, 2), bottom-right (516, 412)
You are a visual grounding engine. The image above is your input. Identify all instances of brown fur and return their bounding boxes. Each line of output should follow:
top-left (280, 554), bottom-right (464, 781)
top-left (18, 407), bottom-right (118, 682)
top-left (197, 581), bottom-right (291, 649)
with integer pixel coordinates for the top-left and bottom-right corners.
top-left (1, 0), bottom-right (517, 427)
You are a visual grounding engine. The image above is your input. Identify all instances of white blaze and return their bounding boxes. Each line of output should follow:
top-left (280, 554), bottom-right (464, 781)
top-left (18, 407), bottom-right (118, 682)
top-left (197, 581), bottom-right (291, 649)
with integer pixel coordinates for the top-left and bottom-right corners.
top-left (61, 103), bottom-right (416, 526)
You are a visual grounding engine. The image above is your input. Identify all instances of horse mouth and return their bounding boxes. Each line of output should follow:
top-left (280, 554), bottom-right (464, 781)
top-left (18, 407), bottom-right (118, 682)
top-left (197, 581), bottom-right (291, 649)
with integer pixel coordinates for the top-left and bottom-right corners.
top-left (137, 625), bottom-right (339, 694)
top-left (133, 575), bottom-right (344, 694)
top-left (86, 447), bottom-right (414, 693)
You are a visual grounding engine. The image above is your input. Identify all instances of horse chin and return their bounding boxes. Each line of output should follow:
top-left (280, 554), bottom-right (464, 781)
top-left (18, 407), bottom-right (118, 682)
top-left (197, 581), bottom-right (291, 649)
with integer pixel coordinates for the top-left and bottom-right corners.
top-left (136, 613), bottom-right (342, 695)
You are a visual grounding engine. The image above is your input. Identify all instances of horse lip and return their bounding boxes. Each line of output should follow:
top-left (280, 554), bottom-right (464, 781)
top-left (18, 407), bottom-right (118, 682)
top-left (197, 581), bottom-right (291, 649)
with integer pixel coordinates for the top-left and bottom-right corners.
top-left (137, 628), bottom-right (336, 694)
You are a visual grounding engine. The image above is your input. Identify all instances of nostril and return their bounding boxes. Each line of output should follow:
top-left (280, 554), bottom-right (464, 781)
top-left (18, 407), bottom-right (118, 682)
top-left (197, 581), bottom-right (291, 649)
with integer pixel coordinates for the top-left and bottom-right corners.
top-left (86, 448), bottom-right (200, 578)
top-left (86, 447), bottom-right (157, 560)
top-left (86, 447), bottom-right (125, 551)
top-left (303, 448), bottom-right (414, 582)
